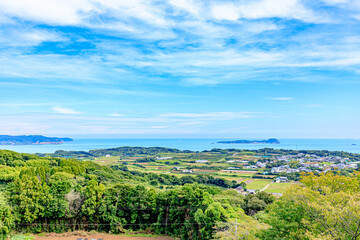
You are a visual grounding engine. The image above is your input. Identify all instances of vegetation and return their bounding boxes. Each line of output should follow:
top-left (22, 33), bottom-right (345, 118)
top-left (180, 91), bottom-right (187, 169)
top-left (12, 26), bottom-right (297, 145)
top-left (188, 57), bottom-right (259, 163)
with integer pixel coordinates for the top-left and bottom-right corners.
top-left (0, 150), bottom-right (254, 239)
top-left (2, 148), bottom-right (360, 239)
top-left (39, 146), bottom-right (360, 161)
top-left (0, 135), bottom-right (72, 145)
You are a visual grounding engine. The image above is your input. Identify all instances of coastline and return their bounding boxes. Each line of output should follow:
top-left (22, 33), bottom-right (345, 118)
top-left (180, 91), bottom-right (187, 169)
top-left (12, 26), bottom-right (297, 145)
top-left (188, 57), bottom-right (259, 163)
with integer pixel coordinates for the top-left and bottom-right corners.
top-left (0, 141), bottom-right (67, 145)
top-left (0, 138), bottom-right (359, 154)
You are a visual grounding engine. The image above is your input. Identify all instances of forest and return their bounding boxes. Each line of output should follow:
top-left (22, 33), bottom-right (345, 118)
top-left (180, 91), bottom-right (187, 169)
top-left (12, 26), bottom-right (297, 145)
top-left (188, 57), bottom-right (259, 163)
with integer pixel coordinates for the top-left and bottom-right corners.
top-left (1, 149), bottom-right (360, 239)
top-left (40, 146), bottom-right (360, 161)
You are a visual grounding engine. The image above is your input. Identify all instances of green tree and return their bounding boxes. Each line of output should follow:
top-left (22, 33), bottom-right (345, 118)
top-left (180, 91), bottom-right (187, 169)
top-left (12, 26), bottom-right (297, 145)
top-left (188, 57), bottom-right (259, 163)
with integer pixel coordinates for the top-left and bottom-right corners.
top-left (82, 179), bottom-right (105, 224)
top-left (259, 172), bottom-right (360, 240)
top-left (0, 193), bottom-right (14, 240)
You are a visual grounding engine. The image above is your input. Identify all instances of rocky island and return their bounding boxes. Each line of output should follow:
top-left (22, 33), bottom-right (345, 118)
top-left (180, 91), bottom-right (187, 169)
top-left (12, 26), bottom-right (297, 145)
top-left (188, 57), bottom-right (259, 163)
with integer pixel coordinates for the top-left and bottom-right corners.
top-left (0, 135), bottom-right (73, 145)
top-left (218, 138), bottom-right (280, 144)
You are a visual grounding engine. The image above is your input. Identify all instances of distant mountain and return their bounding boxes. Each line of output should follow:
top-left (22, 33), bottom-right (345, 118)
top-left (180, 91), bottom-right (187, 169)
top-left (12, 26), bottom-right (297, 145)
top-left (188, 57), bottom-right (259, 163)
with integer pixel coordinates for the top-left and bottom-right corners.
top-left (0, 135), bottom-right (73, 145)
top-left (217, 138), bottom-right (280, 144)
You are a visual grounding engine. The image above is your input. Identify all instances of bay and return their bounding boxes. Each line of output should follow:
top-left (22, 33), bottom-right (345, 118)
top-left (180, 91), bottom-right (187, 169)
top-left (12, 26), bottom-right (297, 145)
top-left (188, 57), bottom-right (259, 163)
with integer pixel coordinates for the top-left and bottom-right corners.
top-left (0, 138), bottom-right (360, 154)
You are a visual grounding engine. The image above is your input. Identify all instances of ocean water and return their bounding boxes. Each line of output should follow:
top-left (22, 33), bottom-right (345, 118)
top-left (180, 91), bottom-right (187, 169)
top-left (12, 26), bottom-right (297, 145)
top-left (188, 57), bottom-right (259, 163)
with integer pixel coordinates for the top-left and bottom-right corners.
top-left (0, 138), bottom-right (360, 154)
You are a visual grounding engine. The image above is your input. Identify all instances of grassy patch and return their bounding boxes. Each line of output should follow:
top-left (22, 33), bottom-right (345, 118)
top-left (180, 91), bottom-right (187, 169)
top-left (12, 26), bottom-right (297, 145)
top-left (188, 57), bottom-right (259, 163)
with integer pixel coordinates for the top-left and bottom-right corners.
top-left (264, 183), bottom-right (295, 193)
top-left (11, 235), bottom-right (34, 240)
top-left (246, 179), bottom-right (273, 190)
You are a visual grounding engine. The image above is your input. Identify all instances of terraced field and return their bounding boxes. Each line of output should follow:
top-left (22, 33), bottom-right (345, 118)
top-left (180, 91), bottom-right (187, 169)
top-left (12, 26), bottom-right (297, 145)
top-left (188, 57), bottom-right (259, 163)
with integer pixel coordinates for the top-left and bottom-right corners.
top-left (90, 151), bottom-right (297, 194)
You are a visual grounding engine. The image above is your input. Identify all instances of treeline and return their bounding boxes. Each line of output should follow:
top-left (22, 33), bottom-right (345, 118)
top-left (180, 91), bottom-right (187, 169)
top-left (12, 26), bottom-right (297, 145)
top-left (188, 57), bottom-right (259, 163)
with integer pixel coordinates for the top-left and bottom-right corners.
top-left (208, 147), bottom-right (360, 160)
top-left (39, 146), bottom-right (360, 161)
top-left (2, 177), bottom-right (242, 239)
top-left (0, 150), bottom-right (262, 240)
top-left (126, 170), bottom-right (242, 189)
top-left (3, 149), bottom-right (360, 239)
top-left (41, 147), bottom-right (190, 158)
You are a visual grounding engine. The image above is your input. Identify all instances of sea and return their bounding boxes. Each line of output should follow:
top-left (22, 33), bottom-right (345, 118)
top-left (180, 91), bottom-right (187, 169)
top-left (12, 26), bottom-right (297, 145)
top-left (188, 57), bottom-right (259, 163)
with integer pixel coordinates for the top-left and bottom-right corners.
top-left (0, 138), bottom-right (360, 154)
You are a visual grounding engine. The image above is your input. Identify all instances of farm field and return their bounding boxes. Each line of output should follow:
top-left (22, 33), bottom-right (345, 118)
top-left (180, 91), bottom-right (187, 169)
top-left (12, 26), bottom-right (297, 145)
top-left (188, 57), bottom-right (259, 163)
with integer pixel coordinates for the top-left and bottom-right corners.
top-left (264, 183), bottom-right (295, 193)
top-left (246, 179), bottom-right (273, 190)
top-left (86, 149), bottom-right (301, 194)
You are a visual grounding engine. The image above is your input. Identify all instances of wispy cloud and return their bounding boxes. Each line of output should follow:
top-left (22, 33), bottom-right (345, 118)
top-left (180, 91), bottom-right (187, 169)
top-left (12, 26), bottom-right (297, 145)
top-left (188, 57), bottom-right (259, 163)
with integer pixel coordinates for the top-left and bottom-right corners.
top-left (0, 110), bottom-right (264, 135)
top-left (304, 104), bottom-right (326, 108)
top-left (160, 112), bottom-right (260, 119)
top-left (0, 0), bottom-right (359, 138)
top-left (109, 113), bottom-right (124, 117)
top-left (210, 0), bottom-right (327, 23)
top-left (149, 126), bottom-right (168, 129)
top-left (0, 28), bottom-right (65, 47)
top-left (269, 97), bottom-right (294, 101)
top-left (0, 0), bottom-right (359, 87)
top-left (52, 107), bottom-right (81, 114)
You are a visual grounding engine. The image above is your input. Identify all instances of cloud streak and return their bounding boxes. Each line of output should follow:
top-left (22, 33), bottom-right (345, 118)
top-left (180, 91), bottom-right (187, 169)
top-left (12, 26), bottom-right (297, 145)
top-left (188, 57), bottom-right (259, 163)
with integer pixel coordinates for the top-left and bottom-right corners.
top-left (269, 97), bottom-right (294, 101)
top-left (52, 107), bottom-right (81, 114)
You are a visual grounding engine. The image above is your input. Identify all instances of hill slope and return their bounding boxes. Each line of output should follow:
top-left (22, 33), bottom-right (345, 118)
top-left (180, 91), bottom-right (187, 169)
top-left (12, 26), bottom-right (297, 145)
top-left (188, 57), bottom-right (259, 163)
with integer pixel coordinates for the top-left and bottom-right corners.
top-left (0, 135), bottom-right (73, 145)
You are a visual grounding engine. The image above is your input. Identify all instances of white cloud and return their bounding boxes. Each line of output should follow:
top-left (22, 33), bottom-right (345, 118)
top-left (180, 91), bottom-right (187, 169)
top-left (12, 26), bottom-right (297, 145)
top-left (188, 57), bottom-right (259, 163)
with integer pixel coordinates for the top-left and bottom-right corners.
top-left (98, 0), bottom-right (168, 26)
top-left (109, 113), bottom-right (124, 117)
top-left (52, 107), bottom-right (81, 114)
top-left (0, 28), bottom-right (65, 47)
top-left (0, 0), bottom-right (168, 27)
top-left (0, 0), bottom-right (93, 25)
top-left (245, 22), bottom-right (280, 33)
top-left (0, 53), bottom-right (113, 82)
top-left (211, 0), bottom-right (325, 23)
top-left (149, 126), bottom-right (168, 129)
top-left (269, 97), bottom-right (294, 101)
top-left (0, 0), bottom-right (358, 89)
top-left (168, 0), bottom-right (200, 17)
top-left (175, 121), bottom-right (203, 126)
top-left (211, 3), bottom-right (240, 21)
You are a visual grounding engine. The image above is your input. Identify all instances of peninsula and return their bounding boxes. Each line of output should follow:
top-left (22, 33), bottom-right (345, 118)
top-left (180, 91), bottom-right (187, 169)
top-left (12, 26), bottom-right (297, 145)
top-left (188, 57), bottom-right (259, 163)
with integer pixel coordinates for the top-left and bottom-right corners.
top-left (218, 138), bottom-right (280, 144)
top-left (0, 135), bottom-right (73, 145)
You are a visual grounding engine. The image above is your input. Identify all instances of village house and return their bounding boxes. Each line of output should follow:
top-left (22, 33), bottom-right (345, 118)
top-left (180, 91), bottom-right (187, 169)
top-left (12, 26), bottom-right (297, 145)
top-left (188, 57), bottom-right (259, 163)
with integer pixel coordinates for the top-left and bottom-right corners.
top-left (235, 186), bottom-right (244, 192)
top-left (157, 157), bottom-right (173, 160)
top-left (195, 160), bottom-right (208, 163)
top-left (276, 177), bottom-right (288, 183)
top-left (247, 189), bottom-right (256, 194)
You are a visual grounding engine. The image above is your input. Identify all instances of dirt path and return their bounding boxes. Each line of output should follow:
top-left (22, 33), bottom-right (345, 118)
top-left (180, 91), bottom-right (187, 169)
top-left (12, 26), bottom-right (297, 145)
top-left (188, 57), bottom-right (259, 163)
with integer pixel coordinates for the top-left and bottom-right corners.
top-left (260, 183), bottom-right (272, 192)
top-left (34, 232), bottom-right (173, 240)
top-left (244, 179), bottom-right (254, 184)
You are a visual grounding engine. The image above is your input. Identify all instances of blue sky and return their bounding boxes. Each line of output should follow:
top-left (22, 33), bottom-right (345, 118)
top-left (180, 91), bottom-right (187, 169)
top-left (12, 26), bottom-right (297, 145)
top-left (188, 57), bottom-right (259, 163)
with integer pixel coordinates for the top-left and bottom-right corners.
top-left (0, 0), bottom-right (360, 138)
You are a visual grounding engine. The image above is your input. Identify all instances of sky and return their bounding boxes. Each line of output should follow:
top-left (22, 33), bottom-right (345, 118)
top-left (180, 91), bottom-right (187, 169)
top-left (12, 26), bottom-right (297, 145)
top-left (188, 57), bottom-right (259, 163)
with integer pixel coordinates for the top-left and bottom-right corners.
top-left (0, 0), bottom-right (360, 138)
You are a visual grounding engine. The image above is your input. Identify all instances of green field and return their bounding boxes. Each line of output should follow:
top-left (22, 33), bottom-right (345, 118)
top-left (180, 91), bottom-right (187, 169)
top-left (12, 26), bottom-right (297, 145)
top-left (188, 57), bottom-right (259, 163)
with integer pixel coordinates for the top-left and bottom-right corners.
top-left (89, 151), bottom-right (301, 194)
top-left (246, 179), bottom-right (273, 190)
top-left (264, 183), bottom-right (295, 193)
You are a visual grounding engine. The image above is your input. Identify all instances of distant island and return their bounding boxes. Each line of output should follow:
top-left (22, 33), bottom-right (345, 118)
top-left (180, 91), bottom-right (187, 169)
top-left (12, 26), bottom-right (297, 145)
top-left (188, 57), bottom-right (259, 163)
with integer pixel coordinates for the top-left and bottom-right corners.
top-left (218, 138), bottom-right (280, 144)
top-left (0, 135), bottom-right (73, 145)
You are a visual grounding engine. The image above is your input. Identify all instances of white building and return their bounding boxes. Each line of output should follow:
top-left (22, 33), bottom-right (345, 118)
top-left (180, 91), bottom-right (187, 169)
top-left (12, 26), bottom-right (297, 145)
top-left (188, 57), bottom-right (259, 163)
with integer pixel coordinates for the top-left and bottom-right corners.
top-left (195, 160), bottom-right (208, 163)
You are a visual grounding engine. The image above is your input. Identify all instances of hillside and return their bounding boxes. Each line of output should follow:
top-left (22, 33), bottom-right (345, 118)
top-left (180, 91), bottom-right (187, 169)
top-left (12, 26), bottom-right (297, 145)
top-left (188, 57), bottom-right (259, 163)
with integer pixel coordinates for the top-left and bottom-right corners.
top-left (0, 149), bottom-right (261, 240)
top-left (1, 149), bottom-right (360, 240)
top-left (0, 135), bottom-right (73, 145)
